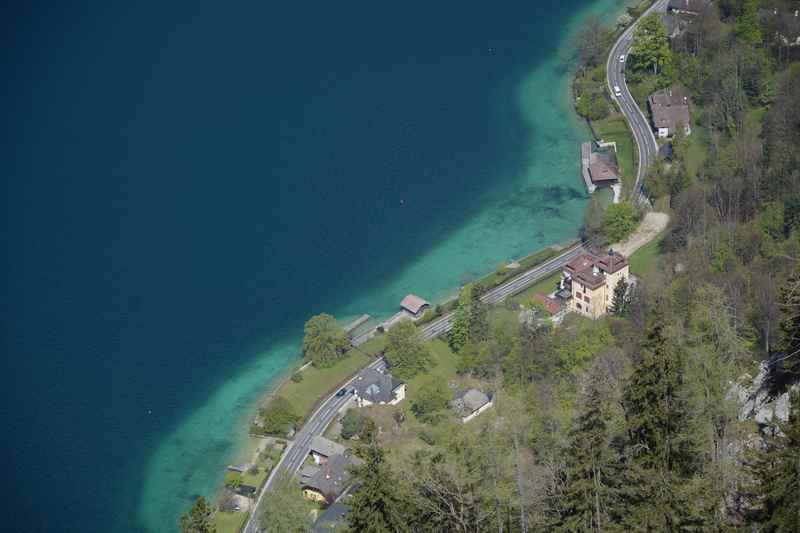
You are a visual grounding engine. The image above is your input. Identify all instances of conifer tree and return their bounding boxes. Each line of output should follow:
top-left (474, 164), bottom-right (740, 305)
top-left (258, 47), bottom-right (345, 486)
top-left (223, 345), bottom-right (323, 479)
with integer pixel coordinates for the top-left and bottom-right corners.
top-left (348, 442), bottom-right (409, 533)
top-left (180, 496), bottom-right (216, 533)
top-left (556, 376), bottom-right (621, 532)
top-left (610, 278), bottom-right (630, 317)
top-left (620, 301), bottom-right (702, 530)
top-left (468, 282), bottom-right (490, 344)
top-left (750, 390), bottom-right (800, 533)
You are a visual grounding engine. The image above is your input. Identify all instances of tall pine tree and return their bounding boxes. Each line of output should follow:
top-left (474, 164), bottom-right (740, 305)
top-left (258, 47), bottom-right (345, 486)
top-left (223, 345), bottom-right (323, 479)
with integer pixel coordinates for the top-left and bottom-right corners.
top-left (620, 301), bottom-right (702, 531)
top-left (180, 496), bottom-right (216, 533)
top-left (449, 283), bottom-right (489, 352)
top-left (610, 278), bottom-right (630, 317)
top-left (348, 442), bottom-right (409, 533)
top-left (556, 375), bottom-right (622, 532)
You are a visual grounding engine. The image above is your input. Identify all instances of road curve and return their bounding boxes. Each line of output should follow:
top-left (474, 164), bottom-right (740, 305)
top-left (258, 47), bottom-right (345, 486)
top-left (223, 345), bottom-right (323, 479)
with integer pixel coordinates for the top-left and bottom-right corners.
top-left (606, 0), bottom-right (668, 202)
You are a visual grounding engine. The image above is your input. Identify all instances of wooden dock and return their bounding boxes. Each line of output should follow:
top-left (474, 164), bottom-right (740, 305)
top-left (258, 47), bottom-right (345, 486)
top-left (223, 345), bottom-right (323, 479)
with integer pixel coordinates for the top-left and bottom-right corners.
top-left (581, 142), bottom-right (597, 194)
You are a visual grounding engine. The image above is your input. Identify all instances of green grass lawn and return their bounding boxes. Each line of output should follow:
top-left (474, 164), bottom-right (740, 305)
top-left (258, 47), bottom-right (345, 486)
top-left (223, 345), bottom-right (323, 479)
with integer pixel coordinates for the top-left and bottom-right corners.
top-left (629, 231), bottom-right (666, 276)
top-left (685, 122), bottom-right (708, 178)
top-left (509, 270), bottom-right (562, 307)
top-left (406, 339), bottom-right (461, 391)
top-left (214, 511), bottom-right (249, 533)
top-left (593, 114), bottom-right (636, 193)
top-left (274, 350), bottom-right (372, 422)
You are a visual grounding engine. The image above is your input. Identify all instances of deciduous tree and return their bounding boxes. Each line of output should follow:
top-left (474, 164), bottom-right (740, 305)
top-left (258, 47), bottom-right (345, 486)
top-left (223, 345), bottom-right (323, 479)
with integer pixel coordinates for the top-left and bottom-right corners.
top-left (302, 313), bottom-right (350, 368)
top-left (629, 13), bottom-right (672, 76)
top-left (603, 201), bottom-right (638, 243)
top-left (385, 320), bottom-right (432, 379)
top-left (410, 378), bottom-right (451, 423)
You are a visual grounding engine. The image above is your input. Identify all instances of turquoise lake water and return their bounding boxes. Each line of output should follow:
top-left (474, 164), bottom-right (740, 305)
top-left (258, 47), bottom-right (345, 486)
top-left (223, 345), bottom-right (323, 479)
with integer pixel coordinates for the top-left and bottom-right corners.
top-left (1, 1), bottom-right (625, 531)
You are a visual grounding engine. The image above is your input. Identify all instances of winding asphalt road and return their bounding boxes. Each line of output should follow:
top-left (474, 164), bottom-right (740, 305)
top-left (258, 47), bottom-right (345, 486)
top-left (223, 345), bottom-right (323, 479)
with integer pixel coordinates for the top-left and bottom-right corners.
top-left (606, 0), bottom-right (668, 202)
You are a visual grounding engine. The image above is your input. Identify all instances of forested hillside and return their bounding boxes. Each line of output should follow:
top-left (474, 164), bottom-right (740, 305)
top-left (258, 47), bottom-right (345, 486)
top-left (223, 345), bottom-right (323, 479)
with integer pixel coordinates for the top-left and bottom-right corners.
top-left (336, 3), bottom-right (800, 532)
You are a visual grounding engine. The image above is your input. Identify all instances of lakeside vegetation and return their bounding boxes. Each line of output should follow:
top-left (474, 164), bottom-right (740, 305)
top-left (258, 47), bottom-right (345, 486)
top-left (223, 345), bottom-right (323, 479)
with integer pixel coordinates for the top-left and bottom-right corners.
top-left (183, 2), bottom-right (800, 532)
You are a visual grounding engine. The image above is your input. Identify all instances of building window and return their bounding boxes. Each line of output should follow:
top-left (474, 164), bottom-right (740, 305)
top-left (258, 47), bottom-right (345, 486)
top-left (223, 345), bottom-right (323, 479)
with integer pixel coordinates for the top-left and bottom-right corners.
top-left (576, 302), bottom-right (582, 310)
top-left (583, 295), bottom-right (590, 303)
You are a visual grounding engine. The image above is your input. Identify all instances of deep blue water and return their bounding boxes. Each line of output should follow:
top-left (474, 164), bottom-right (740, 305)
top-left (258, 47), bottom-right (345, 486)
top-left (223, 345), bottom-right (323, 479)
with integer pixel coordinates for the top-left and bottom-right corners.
top-left (2, 1), bottom-right (604, 531)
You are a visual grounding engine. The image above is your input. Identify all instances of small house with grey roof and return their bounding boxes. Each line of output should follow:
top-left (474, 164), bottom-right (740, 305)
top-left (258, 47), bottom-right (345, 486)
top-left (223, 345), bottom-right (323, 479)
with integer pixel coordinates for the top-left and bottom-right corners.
top-left (309, 435), bottom-right (347, 465)
top-left (451, 388), bottom-right (493, 423)
top-left (352, 367), bottom-right (406, 407)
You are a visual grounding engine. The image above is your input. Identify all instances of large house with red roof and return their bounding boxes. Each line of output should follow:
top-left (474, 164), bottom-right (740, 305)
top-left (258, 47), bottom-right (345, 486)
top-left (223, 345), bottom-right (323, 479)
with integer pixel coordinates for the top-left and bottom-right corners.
top-left (558, 250), bottom-right (630, 319)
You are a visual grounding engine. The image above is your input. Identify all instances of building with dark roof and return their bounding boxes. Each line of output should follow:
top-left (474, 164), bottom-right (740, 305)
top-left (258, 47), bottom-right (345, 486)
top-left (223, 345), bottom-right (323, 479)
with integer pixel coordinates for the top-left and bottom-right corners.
top-left (648, 87), bottom-right (691, 138)
top-left (313, 503), bottom-right (350, 532)
top-left (301, 454), bottom-right (362, 505)
top-left (309, 436), bottom-right (347, 465)
top-left (352, 367), bottom-right (406, 407)
top-left (588, 150), bottom-right (620, 185)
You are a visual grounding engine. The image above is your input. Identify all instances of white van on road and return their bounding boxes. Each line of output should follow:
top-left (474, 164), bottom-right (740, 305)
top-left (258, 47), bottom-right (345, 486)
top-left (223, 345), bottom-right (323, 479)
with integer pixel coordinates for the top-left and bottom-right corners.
top-left (613, 85), bottom-right (622, 97)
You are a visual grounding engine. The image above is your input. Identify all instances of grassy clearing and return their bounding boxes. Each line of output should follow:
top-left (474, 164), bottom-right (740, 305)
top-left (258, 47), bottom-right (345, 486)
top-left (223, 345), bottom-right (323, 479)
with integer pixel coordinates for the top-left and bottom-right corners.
top-left (593, 114), bottom-right (636, 193)
top-left (685, 122), bottom-right (708, 178)
top-left (273, 351), bottom-right (372, 422)
top-left (509, 271), bottom-right (562, 307)
top-left (629, 230), bottom-right (666, 276)
top-left (406, 339), bottom-right (461, 391)
top-left (214, 511), bottom-right (248, 533)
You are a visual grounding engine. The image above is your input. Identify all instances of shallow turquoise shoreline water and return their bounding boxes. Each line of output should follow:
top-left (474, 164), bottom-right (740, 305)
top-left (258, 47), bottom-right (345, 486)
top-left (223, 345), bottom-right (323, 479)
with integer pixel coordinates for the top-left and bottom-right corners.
top-left (137, 1), bottom-right (628, 530)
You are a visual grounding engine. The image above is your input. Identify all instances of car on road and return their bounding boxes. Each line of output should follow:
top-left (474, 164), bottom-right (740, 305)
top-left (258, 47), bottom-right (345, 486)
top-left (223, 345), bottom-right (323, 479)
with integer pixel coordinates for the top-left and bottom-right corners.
top-left (613, 85), bottom-right (622, 97)
top-left (336, 388), bottom-right (348, 397)
top-left (619, 54), bottom-right (625, 62)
